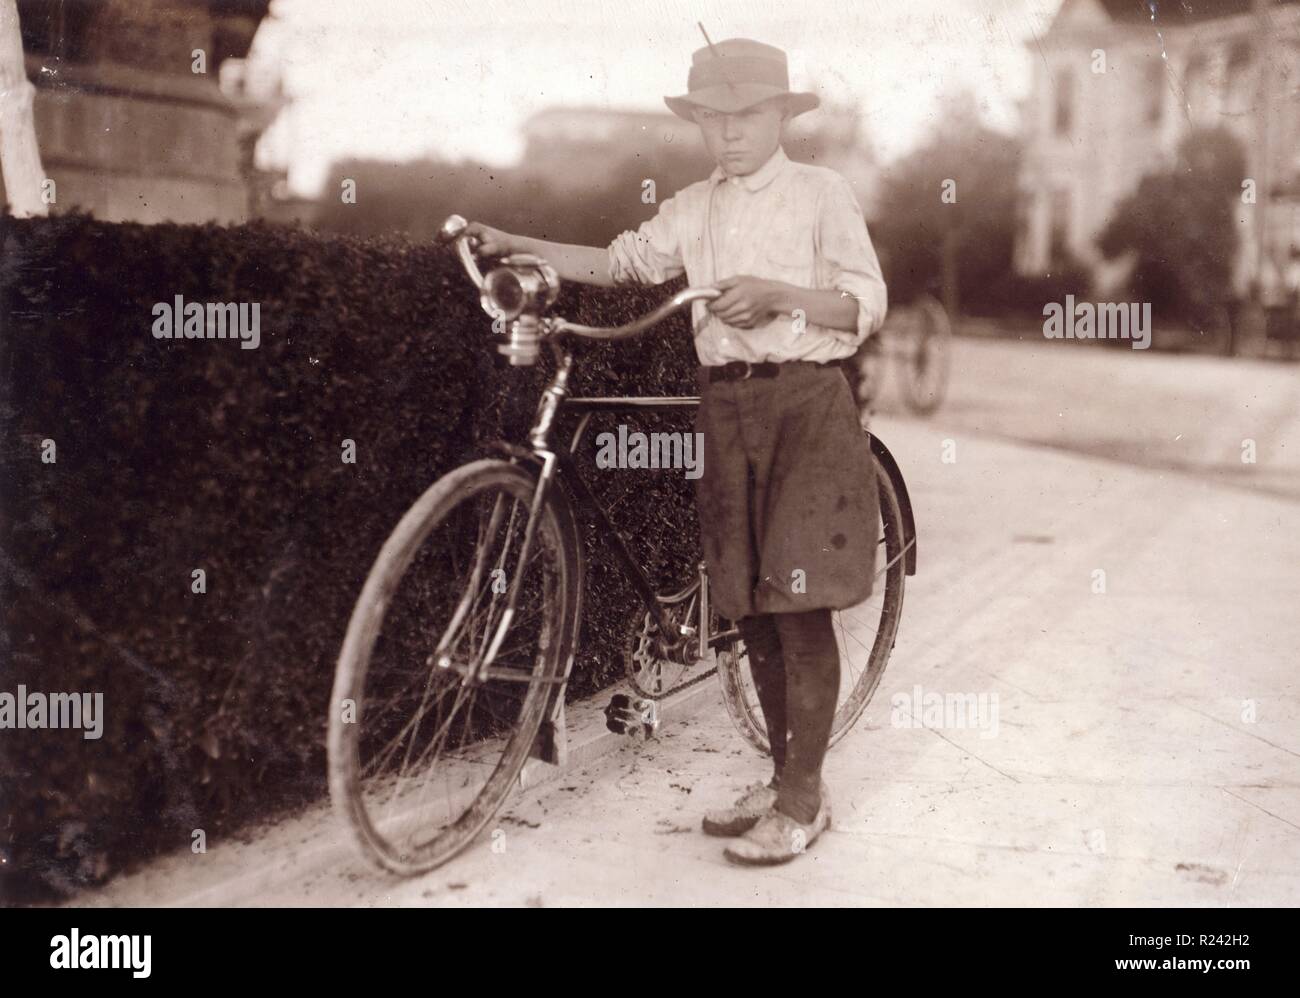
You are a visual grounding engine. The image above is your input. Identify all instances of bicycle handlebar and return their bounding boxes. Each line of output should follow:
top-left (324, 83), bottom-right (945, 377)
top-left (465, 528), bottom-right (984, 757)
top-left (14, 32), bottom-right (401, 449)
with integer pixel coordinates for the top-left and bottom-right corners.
top-left (438, 214), bottom-right (719, 342)
top-left (550, 286), bottom-right (721, 341)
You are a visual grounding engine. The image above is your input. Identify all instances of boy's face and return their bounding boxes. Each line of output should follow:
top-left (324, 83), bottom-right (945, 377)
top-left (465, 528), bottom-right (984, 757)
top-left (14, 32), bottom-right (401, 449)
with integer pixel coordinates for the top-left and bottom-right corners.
top-left (692, 98), bottom-right (788, 177)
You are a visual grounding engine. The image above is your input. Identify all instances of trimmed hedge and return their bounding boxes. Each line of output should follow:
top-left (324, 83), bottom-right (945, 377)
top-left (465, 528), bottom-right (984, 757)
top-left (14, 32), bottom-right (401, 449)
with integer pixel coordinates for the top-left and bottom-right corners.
top-left (0, 214), bottom-right (701, 899)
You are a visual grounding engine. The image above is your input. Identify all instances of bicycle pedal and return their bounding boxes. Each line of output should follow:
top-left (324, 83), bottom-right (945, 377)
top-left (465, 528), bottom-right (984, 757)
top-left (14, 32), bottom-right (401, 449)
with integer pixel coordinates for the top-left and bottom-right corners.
top-left (603, 693), bottom-right (659, 738)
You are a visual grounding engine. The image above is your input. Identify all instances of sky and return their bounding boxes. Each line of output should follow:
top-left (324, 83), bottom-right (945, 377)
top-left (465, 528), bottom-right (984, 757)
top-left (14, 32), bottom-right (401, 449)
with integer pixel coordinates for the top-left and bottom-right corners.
top-left (250, 0), bottom-right (1065, 197)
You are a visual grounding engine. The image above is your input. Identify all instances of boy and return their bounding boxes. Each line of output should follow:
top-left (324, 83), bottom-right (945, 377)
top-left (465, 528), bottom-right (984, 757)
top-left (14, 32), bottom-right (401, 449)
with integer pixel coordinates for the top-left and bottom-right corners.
top-left (469, 37), bottom-right (887, 865)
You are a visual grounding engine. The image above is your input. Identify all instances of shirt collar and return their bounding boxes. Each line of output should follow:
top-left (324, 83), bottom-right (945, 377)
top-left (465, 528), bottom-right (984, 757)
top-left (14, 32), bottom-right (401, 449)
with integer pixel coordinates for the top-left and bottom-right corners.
top-left (709, 145), bottom-right (789, 193)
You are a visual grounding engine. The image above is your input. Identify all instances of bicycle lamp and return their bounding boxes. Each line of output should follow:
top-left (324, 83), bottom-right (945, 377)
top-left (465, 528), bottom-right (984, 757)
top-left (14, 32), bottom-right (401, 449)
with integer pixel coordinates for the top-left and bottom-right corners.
top-left (480, 255), bottom-right (560, 366)
top-left (480, 256), bottom-right (559, 318)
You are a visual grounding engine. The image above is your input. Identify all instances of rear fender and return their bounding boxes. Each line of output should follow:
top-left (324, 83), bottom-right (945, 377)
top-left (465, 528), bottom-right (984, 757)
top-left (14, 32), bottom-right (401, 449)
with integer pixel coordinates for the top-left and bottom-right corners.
top-left (868, 434), bottom-right (918, 576)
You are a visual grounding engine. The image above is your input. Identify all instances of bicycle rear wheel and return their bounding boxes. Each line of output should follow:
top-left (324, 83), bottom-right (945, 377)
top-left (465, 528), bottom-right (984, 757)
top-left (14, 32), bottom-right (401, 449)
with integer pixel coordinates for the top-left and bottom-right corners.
top-left (716, 445), bottom-right (907, 752)
top-left (328, 460), bottom-right (577, 875)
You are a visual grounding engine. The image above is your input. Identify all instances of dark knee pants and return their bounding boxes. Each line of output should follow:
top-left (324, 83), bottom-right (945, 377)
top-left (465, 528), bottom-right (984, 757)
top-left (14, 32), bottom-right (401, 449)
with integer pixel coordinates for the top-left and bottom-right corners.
top-left (693, 363), bottom-right (878, 620)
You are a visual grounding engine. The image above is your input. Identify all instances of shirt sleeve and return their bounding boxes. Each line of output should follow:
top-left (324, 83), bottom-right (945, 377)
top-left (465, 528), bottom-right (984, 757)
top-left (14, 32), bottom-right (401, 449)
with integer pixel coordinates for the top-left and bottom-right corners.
top-left (607, 194), bottom-right (686, 286)
top-left (815, 177), bottom-right (888, 346)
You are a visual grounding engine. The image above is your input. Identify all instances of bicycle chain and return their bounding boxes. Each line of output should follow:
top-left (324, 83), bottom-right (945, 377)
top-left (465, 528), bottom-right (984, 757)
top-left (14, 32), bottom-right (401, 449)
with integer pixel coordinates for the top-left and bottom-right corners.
top-left (654, 660), bottom-right (720, 700)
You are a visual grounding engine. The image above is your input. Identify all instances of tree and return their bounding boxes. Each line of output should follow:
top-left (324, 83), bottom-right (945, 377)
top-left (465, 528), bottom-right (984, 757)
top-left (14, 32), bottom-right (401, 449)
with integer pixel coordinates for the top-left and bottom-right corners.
top-left (1097, 127), bottom-right (1245, 325)
top-left (870, 90), bottom-right (1021, 313)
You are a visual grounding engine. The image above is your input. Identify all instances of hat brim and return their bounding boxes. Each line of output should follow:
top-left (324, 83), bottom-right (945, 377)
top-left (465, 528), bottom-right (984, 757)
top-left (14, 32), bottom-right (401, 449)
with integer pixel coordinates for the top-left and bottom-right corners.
top-left (664, 84), bottom-right (819, 121)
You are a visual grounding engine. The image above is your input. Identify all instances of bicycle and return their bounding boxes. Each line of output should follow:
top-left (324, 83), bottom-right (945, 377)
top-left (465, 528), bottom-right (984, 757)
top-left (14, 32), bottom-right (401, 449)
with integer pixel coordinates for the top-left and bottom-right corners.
top-left (327, 214), bottom-right (919, 875)
top-left (849, 292), bottom-right (953, 417)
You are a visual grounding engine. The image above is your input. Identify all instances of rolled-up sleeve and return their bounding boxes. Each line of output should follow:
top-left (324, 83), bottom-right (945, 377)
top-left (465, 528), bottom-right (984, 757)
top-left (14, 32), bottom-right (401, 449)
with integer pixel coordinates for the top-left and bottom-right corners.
top-left (607, 194), bottom-right (686, 286)
top-left (816, 177), bottom-right (888, 346)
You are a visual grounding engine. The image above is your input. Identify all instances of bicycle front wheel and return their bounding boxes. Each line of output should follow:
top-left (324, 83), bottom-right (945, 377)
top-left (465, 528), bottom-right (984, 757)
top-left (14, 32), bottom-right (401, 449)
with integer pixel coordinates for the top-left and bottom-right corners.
top-left (716, 444), bottom-right (907, 752)
top-left (328, 459), bottom-right (577, 875)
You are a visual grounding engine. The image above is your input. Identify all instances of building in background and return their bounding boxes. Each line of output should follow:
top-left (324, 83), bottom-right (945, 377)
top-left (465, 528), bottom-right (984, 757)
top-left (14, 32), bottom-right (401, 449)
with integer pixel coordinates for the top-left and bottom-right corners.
top-left (1016, 0), bottom-right (1300, 300)
top-left (519, 106), bottom-right (712, 195)
top-left (11, 0), bottom-right (279, 224)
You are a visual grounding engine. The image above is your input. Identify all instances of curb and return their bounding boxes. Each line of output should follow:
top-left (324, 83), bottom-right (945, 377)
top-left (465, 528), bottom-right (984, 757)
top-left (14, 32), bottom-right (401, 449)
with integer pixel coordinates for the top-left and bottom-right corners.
top-left (79, 674), bottom-right (726, 907)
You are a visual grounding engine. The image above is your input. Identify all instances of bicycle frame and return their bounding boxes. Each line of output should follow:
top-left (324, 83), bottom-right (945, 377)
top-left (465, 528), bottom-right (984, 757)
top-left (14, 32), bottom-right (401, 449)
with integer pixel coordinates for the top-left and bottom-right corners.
top-left (474, 336), bottom-right (732, 684)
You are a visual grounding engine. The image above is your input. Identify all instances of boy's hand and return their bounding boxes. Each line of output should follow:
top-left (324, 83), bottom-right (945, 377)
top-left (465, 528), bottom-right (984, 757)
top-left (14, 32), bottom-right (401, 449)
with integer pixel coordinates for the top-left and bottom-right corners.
top-left (708, 276), bottom-right (784, 329)
top-left (463, 222), bottom-right (516, 257)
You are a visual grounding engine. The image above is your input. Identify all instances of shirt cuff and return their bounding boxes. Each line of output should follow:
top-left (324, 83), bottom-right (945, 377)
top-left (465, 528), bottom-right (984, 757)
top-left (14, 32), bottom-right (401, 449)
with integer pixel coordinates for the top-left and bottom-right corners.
top-left (607, 230), bottom-right (654, 286)
top-left (832, 278), bottom-right (888, 347)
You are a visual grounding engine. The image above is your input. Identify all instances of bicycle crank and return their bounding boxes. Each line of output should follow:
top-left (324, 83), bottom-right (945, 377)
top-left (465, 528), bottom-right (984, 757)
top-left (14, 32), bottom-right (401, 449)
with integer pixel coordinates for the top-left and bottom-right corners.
top-left (623, 603), bottom-right (704, 698)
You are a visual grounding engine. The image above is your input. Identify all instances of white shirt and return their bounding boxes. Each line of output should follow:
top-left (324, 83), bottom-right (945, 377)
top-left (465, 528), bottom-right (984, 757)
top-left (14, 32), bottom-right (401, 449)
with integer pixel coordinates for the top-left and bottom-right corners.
top-left (607, 145), bottom-right (888, 366)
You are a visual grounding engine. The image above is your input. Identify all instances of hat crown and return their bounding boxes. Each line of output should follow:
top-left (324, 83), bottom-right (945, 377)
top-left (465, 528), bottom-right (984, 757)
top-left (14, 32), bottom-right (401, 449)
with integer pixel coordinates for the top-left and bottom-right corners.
top-left (691, 37), bottom-right (787, 68)
top-left (686, 37), bottom-right (790, 93)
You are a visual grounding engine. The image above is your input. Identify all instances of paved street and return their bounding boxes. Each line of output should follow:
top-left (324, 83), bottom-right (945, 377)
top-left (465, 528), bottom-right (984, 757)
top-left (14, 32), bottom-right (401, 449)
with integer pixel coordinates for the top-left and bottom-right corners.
top-left (914, 329), bottom-right (1300, 501)
top-left (79, 336), bottom-right (1300, 907)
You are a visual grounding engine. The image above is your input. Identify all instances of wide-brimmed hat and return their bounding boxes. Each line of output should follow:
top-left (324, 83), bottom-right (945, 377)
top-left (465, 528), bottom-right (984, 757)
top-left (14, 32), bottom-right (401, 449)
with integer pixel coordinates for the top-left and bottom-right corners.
top-left (663, 38), bottom-right (819, 121)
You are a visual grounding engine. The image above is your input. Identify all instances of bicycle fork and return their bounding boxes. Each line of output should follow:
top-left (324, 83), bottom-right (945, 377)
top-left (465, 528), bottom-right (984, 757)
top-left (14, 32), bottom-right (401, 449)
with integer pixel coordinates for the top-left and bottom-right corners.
top-left (429, 448), bottom-right (560, 685)
top-left (476, 449), bottom-right (557, 678)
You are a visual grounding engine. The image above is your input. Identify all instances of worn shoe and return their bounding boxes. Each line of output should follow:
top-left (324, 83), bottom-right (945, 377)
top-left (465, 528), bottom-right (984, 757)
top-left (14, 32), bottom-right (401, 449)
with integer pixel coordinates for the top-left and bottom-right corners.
top-left (701, 782), bottom-right (779, 837)
top-left (723, 792), bottom-right (831, 866)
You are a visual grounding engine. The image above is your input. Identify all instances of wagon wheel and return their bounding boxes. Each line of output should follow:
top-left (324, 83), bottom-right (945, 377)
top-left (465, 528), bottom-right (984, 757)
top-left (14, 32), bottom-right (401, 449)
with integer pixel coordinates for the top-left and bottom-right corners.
top-left (851, 330), bottom-right (887, 418)
top-left (896, 293), bottom-right (952, 416)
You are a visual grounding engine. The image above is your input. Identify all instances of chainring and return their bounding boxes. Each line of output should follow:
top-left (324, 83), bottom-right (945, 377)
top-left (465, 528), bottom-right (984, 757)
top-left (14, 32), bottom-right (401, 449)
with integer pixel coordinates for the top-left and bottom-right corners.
top-left (624, 599), bottom-right (707, 699)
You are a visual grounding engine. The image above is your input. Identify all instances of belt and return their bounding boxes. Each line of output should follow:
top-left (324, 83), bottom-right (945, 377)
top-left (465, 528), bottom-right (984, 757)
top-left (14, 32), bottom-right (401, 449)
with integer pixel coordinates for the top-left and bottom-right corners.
top-left (704, 359), bottom-right (846, 383)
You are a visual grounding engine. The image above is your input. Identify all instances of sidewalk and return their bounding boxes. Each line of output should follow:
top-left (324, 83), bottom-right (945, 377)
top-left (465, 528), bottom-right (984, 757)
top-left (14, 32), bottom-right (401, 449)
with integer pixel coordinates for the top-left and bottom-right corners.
top-left (74, 407), bottom-right (1300, 906)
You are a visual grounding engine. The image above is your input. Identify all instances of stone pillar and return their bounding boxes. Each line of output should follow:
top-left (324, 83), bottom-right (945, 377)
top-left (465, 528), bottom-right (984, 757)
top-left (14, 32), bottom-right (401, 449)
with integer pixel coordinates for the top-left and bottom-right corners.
top-left (0, 0), bottom-right (46, 216)
top-left (19, 0), bottom-right (267, 225)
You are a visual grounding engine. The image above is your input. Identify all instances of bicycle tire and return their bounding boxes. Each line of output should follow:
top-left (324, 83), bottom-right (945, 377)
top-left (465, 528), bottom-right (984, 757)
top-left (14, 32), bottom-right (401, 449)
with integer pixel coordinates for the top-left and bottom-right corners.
top-left (328, 459), bottom-right (578, 875)
top-left (716, 444), bottom-right (907, 752)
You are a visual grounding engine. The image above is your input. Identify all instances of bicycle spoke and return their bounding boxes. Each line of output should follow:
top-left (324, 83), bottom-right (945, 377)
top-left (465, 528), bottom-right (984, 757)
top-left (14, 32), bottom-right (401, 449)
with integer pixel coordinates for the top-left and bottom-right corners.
top-left (404, 684), bottom-right (483, 829)
top-left (390, 675), bottom-right (473, 795)
top-left (837, 620), bottom-right (875, 656)
top-left (361, 665), bottom-right (462, 775)
top-left (386, 679), bottom-right (476, 825)
top-left (363, 670), bottom-right (458, 747)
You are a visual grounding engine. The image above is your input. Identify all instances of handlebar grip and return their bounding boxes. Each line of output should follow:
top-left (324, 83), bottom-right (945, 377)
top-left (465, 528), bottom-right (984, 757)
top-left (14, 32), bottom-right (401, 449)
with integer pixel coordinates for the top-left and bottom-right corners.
top-left (440, 214), bottom-right (487, 290)
top-left (439, 213), bottom-right (482, 251)
top-left (438, 214), bottom-right (469, 244)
